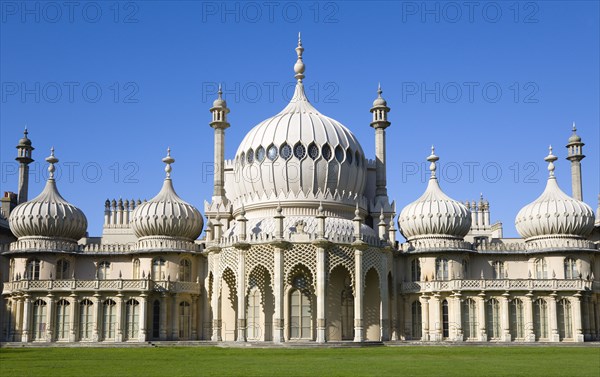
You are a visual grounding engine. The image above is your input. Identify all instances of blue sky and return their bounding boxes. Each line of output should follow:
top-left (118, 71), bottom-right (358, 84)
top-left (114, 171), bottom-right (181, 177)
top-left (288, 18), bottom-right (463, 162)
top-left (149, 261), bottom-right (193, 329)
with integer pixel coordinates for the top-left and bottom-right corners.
top-left (1, 1), bottom-right (598, 238)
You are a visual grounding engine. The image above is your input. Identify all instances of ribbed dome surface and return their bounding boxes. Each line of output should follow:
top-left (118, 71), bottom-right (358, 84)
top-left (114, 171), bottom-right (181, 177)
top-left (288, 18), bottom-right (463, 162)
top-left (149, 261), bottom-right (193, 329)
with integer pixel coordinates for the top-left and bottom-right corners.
top-left (398, 177), bottom-right (471, 241)
top-left (9, 179), bottom-right (87, 241)
top-left (515, 177), bottom-right (594, 240)
top-left (233, 82), bottom-right (367, 202)
top-left (131, 179), bottom-right (203, 241)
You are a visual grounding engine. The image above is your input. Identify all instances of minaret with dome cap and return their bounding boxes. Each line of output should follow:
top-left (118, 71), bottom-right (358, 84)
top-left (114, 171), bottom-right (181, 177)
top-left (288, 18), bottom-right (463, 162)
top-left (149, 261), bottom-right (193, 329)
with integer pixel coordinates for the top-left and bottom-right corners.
top-left (210, 84), bottom-right (230, 202)
top-left (16, 127), bottom-right (34, 204)
top-left (566, 122), bottom-right (585, 201)
top-left (370, 83), bottom-right (391, 200)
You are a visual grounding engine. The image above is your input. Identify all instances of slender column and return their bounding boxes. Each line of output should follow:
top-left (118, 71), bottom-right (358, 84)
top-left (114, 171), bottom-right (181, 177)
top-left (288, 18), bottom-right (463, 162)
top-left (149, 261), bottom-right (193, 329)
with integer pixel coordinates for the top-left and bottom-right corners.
top-left (159, 293), bottom-right (168, 340)
top-left (353, 249), bottom-right (364, 342)
top-left (572, 293), bottom-right (584, 342)
top-left (429, 294), bottom-right (441, 341)
top-left (390, 273), bottom-right (398, 341)
top-left (171, 294), bottom-right (178, 340)
top-left (46, 293), bottom-right (55, 342)
top-left (549, 293), bottom-right (559, 342)
top-left (316, 246), bottom-right (327, 343)
top-left (115, 293), bottom-right (124, 342)
top-left (582, 295), bottom-right (591, 341)
top-left (211, 273), bottom-right (222, 341)
top-left (420, 295), bottom-right (430, 341)
top-left (402, 295), bottom-right (410, 340)
top-left (236, 249), bottom-right (247, 342)
top-left (13, 296), bottom-right (23, 341)
top-left (191, 295), bottom-right (198, 340)
top-left (92, 293), bottom-right (101, 341)
top-left (21, 295), bottom-right (31, 342)
top-left (524, 293), bottom-right (535, 342)
top-left (273, 247), bottom-right (285, 343)
top-left (138, 294), bottom-right (148, 342)
top-left (477, 293), bottom-right (486, 341)
top-left (569, 160), bottom-right (583, 200)
top-left (69, 293), bottom-right (78, 342)
top-left (380, 271), bottom-right (390, 341)
top-left (453, 292), bottom-right (463, 341)
top-left (500, 293), bottom-right (511, 342)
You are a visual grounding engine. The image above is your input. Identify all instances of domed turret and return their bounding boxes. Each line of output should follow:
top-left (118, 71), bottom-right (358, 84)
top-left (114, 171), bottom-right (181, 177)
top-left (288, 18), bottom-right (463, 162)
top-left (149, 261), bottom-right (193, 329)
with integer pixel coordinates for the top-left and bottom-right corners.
top-left (515, 146), bottom-right (594, 241)
top-left (131, 148), bottom-right (203, 241)
top-left (233, 34), bottom-right (367, 208)
top-left (9, 148), bottom-right (87, 242)
top-left (398, 147), bottom-right (471, 242)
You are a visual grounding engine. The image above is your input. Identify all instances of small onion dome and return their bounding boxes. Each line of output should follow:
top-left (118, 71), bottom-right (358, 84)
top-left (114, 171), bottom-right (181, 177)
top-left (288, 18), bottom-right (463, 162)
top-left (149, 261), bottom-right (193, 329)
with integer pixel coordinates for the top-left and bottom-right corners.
top-left (212, 84), bottom-right (227, 108)
top-left (131, 149), bottom-right (203, 241)
top-left (515, 147), bottom-right (594, 241)
top-left (17, 128), bottom-right (32, 147)
top-left (398, 147), bottom-right (471, 241)
top-left (372, 83), bottom-right (388, 107)
top-left (568, 123), bottom-right (582, 143)
top-left (9, 148), bottom-right (87, 241)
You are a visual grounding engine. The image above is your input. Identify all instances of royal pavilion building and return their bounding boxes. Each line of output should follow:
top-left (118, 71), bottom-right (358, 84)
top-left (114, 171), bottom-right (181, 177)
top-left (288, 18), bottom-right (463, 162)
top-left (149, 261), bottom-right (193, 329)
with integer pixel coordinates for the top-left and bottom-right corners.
top-left (1, 36), bottom-right (599, 345)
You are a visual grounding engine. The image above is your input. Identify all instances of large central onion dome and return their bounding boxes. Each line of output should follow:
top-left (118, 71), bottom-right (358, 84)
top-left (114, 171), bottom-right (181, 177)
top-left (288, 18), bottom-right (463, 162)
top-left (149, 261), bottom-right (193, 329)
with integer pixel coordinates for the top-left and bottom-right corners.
top-left (398, 148), bottom-right (471, 242)
top-left (131, 149), bottom-right (203, 241)
top-left (9, 149), bottom-right (87, 242)
top-left (515, 147), bottom-right (594, 241)
top-left (233, 35), bottom-right (367, 205)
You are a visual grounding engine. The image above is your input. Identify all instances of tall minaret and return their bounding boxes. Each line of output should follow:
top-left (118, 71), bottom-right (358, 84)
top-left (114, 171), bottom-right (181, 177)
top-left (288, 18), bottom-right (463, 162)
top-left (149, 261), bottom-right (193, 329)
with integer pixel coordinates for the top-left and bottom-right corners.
top-left (15, 127), bottom-right (34, 204)
top-left (566, 122), bottom-right (585, 201)
top-left (370, 84), bottom-right (391, 199)
top-left (209, 84), bottom-right (230, 202)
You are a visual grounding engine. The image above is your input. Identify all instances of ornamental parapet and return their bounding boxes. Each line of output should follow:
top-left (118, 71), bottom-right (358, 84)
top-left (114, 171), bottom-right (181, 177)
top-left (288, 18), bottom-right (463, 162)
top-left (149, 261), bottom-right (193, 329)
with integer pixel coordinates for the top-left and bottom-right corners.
top-left (216, 232), bottom-right (386, 248)
top-left (2, 279), bottom-right (201, 295)
top-left (400, 278), bottom-right (594, 294)
top-left (401, 239), bottom-right (472, 253)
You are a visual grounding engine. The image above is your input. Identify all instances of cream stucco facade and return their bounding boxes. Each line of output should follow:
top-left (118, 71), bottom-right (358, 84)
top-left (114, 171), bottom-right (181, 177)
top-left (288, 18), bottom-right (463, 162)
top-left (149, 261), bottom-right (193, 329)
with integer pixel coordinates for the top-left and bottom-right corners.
top-left (1, 36), bottom-right (599, 345)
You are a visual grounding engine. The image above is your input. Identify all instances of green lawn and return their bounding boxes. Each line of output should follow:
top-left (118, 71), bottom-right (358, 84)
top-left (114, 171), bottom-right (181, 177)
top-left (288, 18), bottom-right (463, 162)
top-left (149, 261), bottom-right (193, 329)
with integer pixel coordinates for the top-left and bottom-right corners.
top-left (1, 345), bottom-right (598, 377)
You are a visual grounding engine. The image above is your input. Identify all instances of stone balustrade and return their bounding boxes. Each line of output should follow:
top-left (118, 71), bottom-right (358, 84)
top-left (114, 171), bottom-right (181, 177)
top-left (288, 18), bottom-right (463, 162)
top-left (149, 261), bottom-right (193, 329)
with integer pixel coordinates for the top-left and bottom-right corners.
top-left (2, 279), bottom-right (201, 295)
top-left (400, 278), bottom-right (596, 293)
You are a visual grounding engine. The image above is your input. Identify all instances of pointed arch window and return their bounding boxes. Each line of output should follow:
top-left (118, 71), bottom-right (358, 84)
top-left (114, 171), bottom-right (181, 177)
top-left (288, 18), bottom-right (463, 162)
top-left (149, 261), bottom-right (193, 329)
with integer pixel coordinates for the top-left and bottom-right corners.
top-left (247, 287), bottom-right (261, 341)
top-left (26, 258), bottom-right (40, 280)
top-left (32, 299), bottom-right (47, 341)
top-left (411, 300), bottom-right (422, 339)
top-left (280, 143), bottom-right (292, 160)
top-left (411, 259), bottom-right (421, 282)
top-left (102, 299), bottom-right (117, 340)
top-left (534, 298), bottom-right (548, 340)
top-left (293, 142), bottom-right (306, 159)
top-left (255, 146), bottom-right (265, 163)
top-left (492, 261), bottom-right (505, 279)
top-left (56, 299), bottom-right (70, 340)
top-left (152, 258), bottom-right (166, 280)
top-left (564, 258), bottom-right (578, 279)
top-left (133, 259), bottom-right (140, 279)
top-left (179, 259), bottom-right (191, 282)
top-left (79, 299), bottom-right (94, 340)
top-left (435, 258), bottom-right (448, 281)
top-left (307, 142), bottom-right (319, 160)
top-left (126, 299), bottom-right (139, 340)
top-left (56, 259), bottom-right (70, 280)
top-left (179, 301), bottom-right (191, 339)
top-left (290, 275), bottom-right (311, 339)
top-left (534, 258), bottom-right (548, 279)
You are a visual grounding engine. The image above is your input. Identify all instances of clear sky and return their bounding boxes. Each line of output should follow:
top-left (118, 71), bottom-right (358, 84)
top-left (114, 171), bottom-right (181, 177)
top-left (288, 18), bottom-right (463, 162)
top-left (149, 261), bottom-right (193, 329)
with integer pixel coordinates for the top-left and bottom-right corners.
top-left (1, 1), bottom-right (598, 238)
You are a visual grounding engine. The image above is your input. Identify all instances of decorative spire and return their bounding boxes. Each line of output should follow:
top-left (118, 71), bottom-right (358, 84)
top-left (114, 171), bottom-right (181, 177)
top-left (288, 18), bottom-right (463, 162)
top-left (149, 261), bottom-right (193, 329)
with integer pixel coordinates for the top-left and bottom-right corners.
top-left (427, 146), bottom-right (439, 179)
top-left (46, 147), bottom-right (58, 180)
top-left (218, 83), bottom-right (223, 98)
top-left (572, 121), bottom-right (576, 133)
top-left (544, 145), bottom-right (558, 178)
top-left (162, 147), bottom-right (175, 179)
top-left (294, 32), bottom-right (305, 82)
